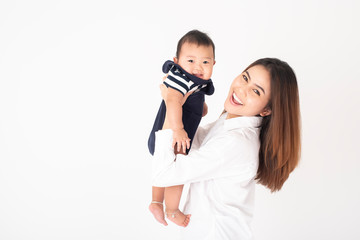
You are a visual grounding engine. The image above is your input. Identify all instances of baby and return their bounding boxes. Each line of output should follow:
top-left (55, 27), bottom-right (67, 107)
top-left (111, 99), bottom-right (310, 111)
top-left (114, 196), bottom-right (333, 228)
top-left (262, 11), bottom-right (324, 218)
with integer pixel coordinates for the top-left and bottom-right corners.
top-left (148, 30), bottom-right (216, 227)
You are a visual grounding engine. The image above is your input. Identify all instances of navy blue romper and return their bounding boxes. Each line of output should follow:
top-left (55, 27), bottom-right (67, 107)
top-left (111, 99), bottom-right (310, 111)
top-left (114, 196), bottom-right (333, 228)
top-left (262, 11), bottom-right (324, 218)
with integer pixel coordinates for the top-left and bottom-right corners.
top-left (148, 60), bottom-right (215, 155)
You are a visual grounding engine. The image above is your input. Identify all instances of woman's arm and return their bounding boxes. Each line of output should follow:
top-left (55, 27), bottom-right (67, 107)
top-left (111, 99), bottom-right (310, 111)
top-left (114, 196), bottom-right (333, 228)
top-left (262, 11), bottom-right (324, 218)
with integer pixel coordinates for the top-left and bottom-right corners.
top-left (152, 129), bottom-right (259, 187)
top-left (162, 87), bottom-right (190, 152)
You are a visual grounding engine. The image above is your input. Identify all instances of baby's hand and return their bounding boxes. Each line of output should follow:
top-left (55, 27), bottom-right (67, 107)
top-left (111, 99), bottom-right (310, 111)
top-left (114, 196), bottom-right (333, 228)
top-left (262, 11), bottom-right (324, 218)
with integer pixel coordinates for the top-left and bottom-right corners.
top-left (202, 102), bottom-right (208, 117)
top-left (172, 128), bottom-right (190, 154)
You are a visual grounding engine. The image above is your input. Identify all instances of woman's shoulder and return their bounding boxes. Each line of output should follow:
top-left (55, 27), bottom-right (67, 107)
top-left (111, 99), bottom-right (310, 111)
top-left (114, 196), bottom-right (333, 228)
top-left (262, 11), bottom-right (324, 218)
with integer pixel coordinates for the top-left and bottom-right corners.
top-left (207, 129), bottom-right (259, 168)
top-left (215, 127), bottom-right (260, 156)
top-left (231, 126), bottom-right (260, 141)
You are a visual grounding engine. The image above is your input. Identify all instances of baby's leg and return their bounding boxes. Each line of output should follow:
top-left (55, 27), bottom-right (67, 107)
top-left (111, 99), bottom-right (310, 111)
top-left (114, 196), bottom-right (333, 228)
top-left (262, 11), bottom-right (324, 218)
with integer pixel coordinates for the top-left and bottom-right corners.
top-left (164, 185), bottom-right (191, 227)
top-left (149, 186), bottom-right (168, 226)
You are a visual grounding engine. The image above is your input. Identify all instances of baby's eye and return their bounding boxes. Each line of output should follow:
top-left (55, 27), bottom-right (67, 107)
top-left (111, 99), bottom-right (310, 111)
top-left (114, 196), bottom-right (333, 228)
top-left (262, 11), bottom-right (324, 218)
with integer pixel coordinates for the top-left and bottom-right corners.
top-left (243, 75), bottom-right (248, 82)
top-left (203, 61), bottom-right (209, 64)
top-left (188, 60), bottom-right (194, 63)
top-left (253, 89), bottom-right (260, 96)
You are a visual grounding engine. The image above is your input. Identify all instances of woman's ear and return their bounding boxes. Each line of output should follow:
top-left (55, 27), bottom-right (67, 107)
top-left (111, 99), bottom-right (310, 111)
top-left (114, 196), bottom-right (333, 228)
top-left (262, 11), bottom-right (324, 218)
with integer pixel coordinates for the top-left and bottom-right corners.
top-left (173, 57), bottom-right (178, 64)
top-left (260, 107), bottom-right (272, 117)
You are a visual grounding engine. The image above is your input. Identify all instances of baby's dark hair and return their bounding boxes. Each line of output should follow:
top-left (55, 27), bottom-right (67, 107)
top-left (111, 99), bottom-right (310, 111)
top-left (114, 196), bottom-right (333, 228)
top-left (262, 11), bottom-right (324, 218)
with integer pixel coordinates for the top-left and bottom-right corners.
top-left (176, 30), bottom-right (215, 59)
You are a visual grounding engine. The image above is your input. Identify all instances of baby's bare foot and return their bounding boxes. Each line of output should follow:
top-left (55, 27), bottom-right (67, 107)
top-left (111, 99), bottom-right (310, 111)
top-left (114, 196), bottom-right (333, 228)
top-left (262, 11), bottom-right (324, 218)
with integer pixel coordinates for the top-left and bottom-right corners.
top-left (149, 202), bottom-right (168, 226)
top-left (166, 209), bottom-right (191, 227)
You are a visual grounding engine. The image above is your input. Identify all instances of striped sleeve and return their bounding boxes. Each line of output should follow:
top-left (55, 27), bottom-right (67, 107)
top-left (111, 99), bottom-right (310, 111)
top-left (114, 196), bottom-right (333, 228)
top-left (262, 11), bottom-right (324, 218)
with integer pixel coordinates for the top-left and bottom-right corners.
top-left (163, 71), bottom-right (194, 96)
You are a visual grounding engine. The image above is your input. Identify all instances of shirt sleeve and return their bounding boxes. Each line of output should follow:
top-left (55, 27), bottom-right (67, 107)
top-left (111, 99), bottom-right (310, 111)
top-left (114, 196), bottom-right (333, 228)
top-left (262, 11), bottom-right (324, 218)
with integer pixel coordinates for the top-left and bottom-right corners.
top-left (163, 71), bottom-right (190, 96)
top-left (152, 128), bottom-right (259, 187)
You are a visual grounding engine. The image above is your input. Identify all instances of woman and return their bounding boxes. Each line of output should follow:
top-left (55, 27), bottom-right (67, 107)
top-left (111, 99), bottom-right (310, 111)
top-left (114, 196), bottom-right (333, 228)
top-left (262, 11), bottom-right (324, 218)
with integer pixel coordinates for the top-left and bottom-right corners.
top-left (150, 58), bottom-right (301, 239)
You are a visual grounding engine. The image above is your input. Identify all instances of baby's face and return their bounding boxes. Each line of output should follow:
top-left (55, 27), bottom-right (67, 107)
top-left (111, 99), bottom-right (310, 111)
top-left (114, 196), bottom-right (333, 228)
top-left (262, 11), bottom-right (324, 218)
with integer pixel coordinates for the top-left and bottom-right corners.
top-left (174, 42), bottom-right (215, 80)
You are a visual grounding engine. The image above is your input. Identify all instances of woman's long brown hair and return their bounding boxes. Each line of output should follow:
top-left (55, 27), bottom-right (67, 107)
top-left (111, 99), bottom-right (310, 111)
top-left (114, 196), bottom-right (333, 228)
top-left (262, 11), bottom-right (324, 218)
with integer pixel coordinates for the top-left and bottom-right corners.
top-left (246, 58), bottom-right (301, 192)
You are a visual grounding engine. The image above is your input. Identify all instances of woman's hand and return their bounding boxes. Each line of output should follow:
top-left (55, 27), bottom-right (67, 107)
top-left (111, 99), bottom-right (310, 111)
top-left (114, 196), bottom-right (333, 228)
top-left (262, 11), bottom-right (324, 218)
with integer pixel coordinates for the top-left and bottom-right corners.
top-left (172, 128), bottom-right (191, 154)
top-left (160, 77), bottom-right (194, 154)
top-left (159, 83), bottom-right (193, 105)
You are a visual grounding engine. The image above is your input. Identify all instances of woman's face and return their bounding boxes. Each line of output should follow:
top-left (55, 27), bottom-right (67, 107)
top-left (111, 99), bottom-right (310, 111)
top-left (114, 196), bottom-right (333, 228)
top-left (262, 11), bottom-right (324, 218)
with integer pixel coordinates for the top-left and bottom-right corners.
top-left (224, 65), bottom-right (272, 119)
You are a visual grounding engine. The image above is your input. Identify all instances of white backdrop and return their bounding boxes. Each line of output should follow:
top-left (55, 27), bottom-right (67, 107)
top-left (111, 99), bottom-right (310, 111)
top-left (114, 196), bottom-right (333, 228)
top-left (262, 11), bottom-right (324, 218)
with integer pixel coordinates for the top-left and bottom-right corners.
top-left (1, 0), bottom-right (359, 239)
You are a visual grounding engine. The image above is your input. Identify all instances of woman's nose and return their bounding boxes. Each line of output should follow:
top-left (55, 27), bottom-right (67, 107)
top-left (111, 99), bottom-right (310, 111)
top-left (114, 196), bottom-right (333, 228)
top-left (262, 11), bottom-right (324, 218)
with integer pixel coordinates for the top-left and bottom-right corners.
top-left (238, 86), bottom-right (247, 97)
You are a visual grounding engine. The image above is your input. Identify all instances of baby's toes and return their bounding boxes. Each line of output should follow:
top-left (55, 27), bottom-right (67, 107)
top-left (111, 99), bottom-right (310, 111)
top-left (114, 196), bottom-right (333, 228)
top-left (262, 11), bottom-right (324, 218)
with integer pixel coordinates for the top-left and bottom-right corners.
top-left (184, 214), bottom-right (191, 227)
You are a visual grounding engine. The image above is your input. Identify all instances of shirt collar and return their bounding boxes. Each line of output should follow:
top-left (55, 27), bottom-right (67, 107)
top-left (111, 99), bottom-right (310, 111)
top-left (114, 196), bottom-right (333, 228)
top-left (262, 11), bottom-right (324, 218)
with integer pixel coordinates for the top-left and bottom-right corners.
top-left (222, 112), bottom-right (262, 130)
top-left (163, 60), bottom-right (213, 85)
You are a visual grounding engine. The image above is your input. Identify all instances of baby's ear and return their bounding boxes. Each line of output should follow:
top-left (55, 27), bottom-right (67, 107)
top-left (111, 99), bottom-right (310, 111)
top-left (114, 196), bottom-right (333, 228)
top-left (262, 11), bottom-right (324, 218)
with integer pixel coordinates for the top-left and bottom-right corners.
top-left (260, 107), bottom-right (272, 117)
top-left (173, 57), bottom-right (178, 64)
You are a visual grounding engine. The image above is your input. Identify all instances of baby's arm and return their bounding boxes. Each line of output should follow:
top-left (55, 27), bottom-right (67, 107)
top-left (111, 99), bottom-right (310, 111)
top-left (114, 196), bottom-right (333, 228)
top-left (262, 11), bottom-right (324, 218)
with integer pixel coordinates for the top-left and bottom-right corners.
top-left (162, 87), bottom-right (190, 153)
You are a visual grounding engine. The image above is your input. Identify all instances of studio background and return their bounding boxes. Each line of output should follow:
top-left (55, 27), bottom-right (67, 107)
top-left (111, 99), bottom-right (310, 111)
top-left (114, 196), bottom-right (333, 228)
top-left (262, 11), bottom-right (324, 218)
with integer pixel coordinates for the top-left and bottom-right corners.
top-left (1, 0), bottom-right (359, 239)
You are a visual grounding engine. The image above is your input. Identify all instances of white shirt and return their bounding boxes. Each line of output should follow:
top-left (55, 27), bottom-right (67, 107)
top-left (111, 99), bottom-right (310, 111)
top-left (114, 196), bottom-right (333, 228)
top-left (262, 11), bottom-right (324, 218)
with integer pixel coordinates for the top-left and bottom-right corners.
top-left (152, 113), bottom-right (262, 240)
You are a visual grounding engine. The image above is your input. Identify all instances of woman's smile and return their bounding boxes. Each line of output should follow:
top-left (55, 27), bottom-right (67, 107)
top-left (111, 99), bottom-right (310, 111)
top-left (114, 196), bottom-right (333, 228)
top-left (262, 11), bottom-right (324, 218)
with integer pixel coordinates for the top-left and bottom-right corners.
top-left (231, 92), bottom-right (243, 105)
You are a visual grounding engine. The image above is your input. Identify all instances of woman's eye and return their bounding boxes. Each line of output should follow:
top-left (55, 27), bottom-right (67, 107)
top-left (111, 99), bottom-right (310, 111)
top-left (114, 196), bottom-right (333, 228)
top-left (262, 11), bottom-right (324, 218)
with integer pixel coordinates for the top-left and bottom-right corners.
top-left (188, 60), bottom-right (194, 63)
top-left (243, 75), bottom-right (248, 82)
top-left (253, 89), bottom-right (260, 96)
top-left (203, 61), bottom-right (209, 64)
